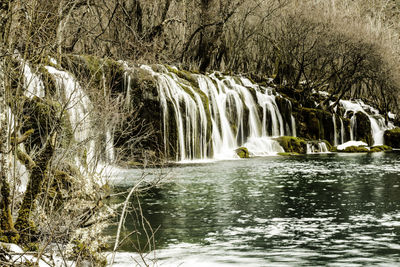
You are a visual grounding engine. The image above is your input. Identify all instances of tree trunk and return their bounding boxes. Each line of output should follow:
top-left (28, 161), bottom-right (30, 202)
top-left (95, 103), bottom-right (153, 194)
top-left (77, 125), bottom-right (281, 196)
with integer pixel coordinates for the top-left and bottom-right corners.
top-left (15, 133), bottom-right (57, 241)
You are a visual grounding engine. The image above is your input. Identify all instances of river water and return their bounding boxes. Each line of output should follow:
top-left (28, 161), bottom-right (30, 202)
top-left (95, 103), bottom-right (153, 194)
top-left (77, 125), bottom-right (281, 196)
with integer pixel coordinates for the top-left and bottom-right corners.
top-left (110, 152), bottom-right (400, 266)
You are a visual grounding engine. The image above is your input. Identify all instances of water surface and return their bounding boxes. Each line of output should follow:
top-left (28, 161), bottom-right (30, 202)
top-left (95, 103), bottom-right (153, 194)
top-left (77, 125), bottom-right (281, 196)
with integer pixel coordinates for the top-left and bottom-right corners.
top-left (110, 152), bottom-right (400, 266)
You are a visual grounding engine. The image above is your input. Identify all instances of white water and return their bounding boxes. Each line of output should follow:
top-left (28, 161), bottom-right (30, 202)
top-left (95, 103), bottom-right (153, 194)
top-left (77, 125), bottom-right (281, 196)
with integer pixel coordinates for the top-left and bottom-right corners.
top-left (22, 62), bottom-right (45, 98)
top-left (340, 117), bottom-right (345, 144)
top-left (307, 142), bottom-right (330, 154)
top-left (142, 65), bottom-right (209, 161)
top-left (340, 100), bottom-right (393, 145)
top-left (15, 54), bottom-right (45, 98)
top-left (291, 115), bottom-right (297, 137)
top-left (45, 66), bottom-right (97, 166)
top-left (337, 141), bottom-right (368, 151)
top-left (333, 114), bottom-right (338, 146)
top-left (243, 137), bottom-right (285, 156)
top-left (139, 67), bottom-right (293, 160)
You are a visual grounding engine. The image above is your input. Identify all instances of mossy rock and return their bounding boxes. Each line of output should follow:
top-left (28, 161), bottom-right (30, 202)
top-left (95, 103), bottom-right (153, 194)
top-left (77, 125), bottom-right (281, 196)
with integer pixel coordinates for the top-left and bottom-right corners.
top-left (274, 136), bottom-right (307, 154)
top-left (354, 112), bottom-right (373, 146)
top-left (61, 54), bottom-right (126, 95)
top-left (165, 65), bottom-right (199, 89)
top-left (293, 106), bottom-right (339, 145)
top-left (235, 147), bottom-right (250, 158)
top-left (275, 96), bottom-right (294, 135)
top-left (369, 145), bottom-right (393, 153)
top-left (20, 96), bottom-right (64, 154)
top-left (384, 128), bottom-right (400, 148)
top-left (342, 146), bottom-right (369, 153)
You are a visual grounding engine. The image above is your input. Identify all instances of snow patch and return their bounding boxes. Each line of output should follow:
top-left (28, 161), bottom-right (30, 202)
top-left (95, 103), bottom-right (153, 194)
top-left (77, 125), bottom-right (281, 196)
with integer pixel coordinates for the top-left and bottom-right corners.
top-left (337, 141), bottom-right (368, 151)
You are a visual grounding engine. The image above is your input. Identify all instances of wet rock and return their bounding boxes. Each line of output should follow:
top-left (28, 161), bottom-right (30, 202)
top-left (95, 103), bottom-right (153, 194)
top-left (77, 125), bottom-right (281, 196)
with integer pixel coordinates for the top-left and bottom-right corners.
top-left (235, 147), bottom-right (250, 158)
top-left (369, 145), bottom-right (392, 153)
top-left (354, 112), bottom-right (373, 146)
top-left (342, 146), bottom-right (369, 153)
top-left (384, 128), bottom-right (400, 148)
top-left (274, 136), bottom-right (307, 154)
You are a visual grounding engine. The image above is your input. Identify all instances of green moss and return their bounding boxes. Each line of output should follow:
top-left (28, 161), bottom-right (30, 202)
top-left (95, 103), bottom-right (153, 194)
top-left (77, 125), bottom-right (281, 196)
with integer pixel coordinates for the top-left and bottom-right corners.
top-left (293, 106), bottom-right (337, 144)
top-left (16, 147), bottom-right (35, 169)
top-left (343, 146), bottom-right (369, 153)
top-left (0, 173), bottom-right (20, 243)
top-left (15, 133), bottom-right (56, 242)
top-left (274, 136), bottom-right (307, 154)
top-left (165, 65), bottom-right (199, 89)
top-left (369, 145), bottom-right (393, 153)
top-left (235, 147), bottom-right (250, 158)
top-left (45, 170), bottom-right (74, 209)
top-left (21, 96), bottom-right (62, 154)
top-left (384, 128), bottom-right (400, 148)
top-left (369, 147), bottom-right (382, 153)
top-left (38, 65), bottom-right (58, 97)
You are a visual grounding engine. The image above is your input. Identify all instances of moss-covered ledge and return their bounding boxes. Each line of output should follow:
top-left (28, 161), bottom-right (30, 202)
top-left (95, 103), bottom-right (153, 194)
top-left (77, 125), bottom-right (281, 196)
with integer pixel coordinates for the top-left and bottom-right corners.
top-left (274, 136), bottom-right (307, 154)
top-left (369, 145), bottom-right (393, 153)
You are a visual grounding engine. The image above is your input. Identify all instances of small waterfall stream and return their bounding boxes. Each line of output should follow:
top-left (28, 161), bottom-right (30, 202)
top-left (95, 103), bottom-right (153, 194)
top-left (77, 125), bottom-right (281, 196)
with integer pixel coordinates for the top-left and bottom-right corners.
top-left (333, 114), bottom-right (338, 146)
top-left (45, 66), bottom-right (114, 168)
top-left (340, 100), bottom-right (394, 145)
top-left (22, 63), bottom-right (45, 99)
top-left (340, 117), bottom-right (345, 144)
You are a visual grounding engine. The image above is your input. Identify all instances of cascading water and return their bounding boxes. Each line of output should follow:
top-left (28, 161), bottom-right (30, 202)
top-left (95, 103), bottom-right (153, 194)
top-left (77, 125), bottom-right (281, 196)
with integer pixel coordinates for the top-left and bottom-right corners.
top-left (340, 117), bottom-right (345, 144)
top-left (340, 100), bottom-right (394, 145)
top-left (333, 114), bottom-right (338, 146)
top-left (15, 54), bottom-right (45, 99)
top-left (22, 62), bottom-right (45, 99)
top-left (350, 114), bottom-right (356, 141)
top-left (139, 66), bottom-right (293, 160)
top-left (201, 73), bottom-right (290, 158)
top-left (307, 142), bottom-right (329, 154)
top-left (45, 66), bottom-right (97, 166)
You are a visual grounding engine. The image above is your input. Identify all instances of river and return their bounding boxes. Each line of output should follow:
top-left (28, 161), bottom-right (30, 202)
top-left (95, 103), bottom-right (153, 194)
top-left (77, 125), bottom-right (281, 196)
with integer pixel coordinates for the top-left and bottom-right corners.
top-left (109, 152), bottom-right (400, 266)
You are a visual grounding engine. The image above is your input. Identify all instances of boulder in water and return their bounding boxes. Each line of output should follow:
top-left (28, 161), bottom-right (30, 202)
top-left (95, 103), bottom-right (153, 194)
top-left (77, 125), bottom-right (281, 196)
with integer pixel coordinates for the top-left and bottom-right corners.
top-left (336, 141), bottom-right (370, 152)
top-left (384, 128), bottom-right (400, 148)
top-left (274, 136), bottom-right (307, 154)
top-left (342, 146), bottom-right (369, 152)
top-left (355, 112), bottom-right (373, 145)
top-left (369, 145), bottom-right (393, 153)
top-left (235, 147), bottom-right (250, 158)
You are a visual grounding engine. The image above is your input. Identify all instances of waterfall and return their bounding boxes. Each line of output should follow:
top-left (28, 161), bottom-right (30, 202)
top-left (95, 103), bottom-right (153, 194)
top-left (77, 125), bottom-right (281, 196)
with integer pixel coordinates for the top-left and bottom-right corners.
top-left (340, 117), bottom-right (345, 144)
top-left (306, 143), bottom-right (313, 154)
top-left (22, 61), bottom-right (45, 98)
top-left (369, 116), bottom-right (388, 146)
top-left (307, 142), bottom-right (329, 154)
top-left (350, 114), bottom-right (356, 141)
top-left (291, 115), bottom-right (297, 137)
top-left (45, 66), bottom-right (97, 165)
top-left (198, 75), bottom-right (237, 159)
top-left (340, 100), bottom-right (393, 145)
top-left (332, 114), bottom-right (338, 146)
top-left (319, 142), bottom-right (329, 153)
top-left (201, 74), bottom-right (287, 157)
top-left (139, 66), bottom-right (292, 160)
